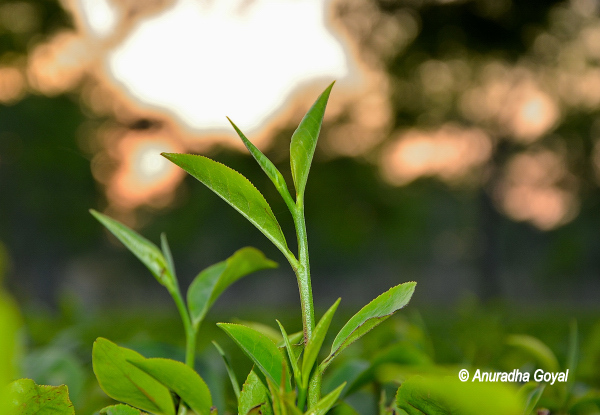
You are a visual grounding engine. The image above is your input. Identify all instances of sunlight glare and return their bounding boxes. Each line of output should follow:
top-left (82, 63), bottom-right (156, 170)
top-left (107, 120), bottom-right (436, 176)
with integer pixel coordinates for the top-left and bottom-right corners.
top-left (105, 0), bottom-right (350, 133)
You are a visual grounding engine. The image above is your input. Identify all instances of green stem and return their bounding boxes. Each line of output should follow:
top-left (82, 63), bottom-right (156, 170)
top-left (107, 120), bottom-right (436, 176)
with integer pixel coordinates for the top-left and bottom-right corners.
top-left (170, 284), bottom-right (197, 368)
top-left (291, 195), bottom-right (320, 407)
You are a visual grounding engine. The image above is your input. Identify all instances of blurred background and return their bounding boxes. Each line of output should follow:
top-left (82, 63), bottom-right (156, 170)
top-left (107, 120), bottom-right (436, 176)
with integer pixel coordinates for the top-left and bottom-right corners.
top-left (2, 0), bottom-right (600, 310)
top-left (2, 0), bottom-right (600, 412)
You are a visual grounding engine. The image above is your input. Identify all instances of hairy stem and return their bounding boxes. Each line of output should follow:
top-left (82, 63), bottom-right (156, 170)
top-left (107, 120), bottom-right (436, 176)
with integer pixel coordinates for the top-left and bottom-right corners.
top-left (170, 284), bottom-right (197, 368)
top-left (291, 195), bottom-right (320, 407)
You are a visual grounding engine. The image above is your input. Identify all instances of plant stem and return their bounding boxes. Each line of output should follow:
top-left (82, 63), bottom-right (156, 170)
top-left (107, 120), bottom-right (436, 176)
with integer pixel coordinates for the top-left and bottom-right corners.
top-left (170, 284), bottom-right (197, 368)
top-left (291, 195), bottom-right (321, 407)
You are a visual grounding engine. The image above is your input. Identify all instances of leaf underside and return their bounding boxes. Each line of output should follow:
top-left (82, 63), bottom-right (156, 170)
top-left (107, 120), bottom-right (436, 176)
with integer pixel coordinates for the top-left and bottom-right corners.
top-left (4, 379), bottom-right (75, 415)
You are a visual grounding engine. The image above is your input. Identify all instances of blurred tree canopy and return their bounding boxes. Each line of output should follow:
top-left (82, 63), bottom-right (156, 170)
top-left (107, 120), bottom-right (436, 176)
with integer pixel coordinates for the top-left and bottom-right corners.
top-left (1, 0), bottom-right (600, 308)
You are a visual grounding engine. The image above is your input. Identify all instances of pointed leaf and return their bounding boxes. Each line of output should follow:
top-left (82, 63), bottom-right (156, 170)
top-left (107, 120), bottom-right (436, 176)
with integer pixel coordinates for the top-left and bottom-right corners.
top-left (276, 320), bottom-right (301, 387)
top-left (305, 382), bottom-right (345, 415)
top-left (128, 358), bottom-right (212, 415)
top-left (324, 282), bottom-right (416, 370)
top-left (290, 82), bottom-right (334, 198)
top-left (228, 117), bottom-right (295, 209)
top-left (187, 247), bottom-right (277, 328)
top-left (160, 233), bottom-right (176, 279)
top-left (92, 338), bottom-right (174, 415)
top-left (162, 153), bottom-right (292, 259)
top-left (302, 299), bottom-right (340, 387)
top-left (238, 370), bottom-right (273, 415)
top-left (4, 379), bottom-right (75, 415)
top-left (213, 341), bottom-right (241, 399)
top-left (100, 404), bottom-right (143, 415)
top-left (90, 210), bottom-right (174, 290)
top-left (218, 323), bottom-right (291, 391)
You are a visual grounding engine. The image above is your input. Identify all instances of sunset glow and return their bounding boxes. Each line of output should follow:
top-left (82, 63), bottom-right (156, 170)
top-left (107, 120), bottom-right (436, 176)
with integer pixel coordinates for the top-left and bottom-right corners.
top-left (381, 124), bottom-right (492, 185)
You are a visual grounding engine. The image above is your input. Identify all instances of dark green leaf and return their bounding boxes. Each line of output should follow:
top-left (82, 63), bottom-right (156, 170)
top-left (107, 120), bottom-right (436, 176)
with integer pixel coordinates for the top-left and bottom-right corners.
top-left (100, 404), bottom-right (143, 415)
top-left (305, 382), bottom-right (345, 415)
top-left (228, 117), bottom-right (294, 209)
top-left (128, 358), bottom-right (212, 415)
top-left (302, 299), bottom-right (340, 387)
top-left (3, 378), bottom-right (74, 415)
top-left (162, 153), bottom-right (293, 260)
top-left (187, 247), bottom-right (277, 328)
top-left (395, 376), bottom-right (522, 415)
top-left (92, 338), bottom-right (174, 415)
top-left (290, 82), bottom-right (334, 198)
top-left (323, 282), bottom-right (416, 370)
top-left (90, 210), bottom-right (174, 290)
top-left (218, 323), bottom-right (291, 391)
top-left (238, 370), bottom-right (273, 415)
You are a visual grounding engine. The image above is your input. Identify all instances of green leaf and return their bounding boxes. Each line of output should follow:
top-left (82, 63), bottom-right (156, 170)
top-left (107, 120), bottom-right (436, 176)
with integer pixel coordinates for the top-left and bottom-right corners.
top-left (90, 210), bottom-right (174, 290)
top-left (162, 153), bottom-right (293, 261)
top-left (213, 341), bottom-right (241, 400)
top-left (228, 117), bottom-right (295, 209)
top-left (218, 323), bottom-right (291, 391)
top-left (267, 378), bottom-right (301, 415)
top-left (238, 370), bottom-right (273, 415)
top-left (187, 247), bottom-right (277, 328)
top-left (128, 358), bottom-right (212, 415)
top-left (290, 82), bottom-right (334, 199)
top-left (395, 376), bottom-right (523, 415)
top-left (100, 404), bottom-right (144, 415)
top-left (323, 282), bottom-right (416, 370)
top-left (506, 335), bottom-right (559, 372)
top-left (160, 233), bottom-right (176, 279)
top-left (302, 299), bottom-right (340, 387)
top-left (92, 338), bottom-right (175, 415)
top-left (305, 382), bottom-right (345, 415)
top-left (276, 320), bottom-right (301, 388)
top-left (518, 382), bottom-right (545, 415)
top-left (3, 378), bottom-right (75, 415)
top-left (329, 402), bottom-right (360, 415)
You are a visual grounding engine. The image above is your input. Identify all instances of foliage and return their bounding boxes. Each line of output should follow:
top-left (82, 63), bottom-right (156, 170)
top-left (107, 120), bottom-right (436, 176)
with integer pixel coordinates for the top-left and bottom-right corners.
top-left (5, 83), bottom-right (600, 415)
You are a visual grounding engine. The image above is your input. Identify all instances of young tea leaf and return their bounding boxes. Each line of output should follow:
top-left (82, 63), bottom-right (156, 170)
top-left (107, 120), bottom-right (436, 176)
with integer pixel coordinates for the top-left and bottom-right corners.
top-left (290, 82), bottom-right (334, 199)
top-left (92, 338), bottom-right (175, 415)
top-left (218, 323), bottom-right (291, 392)
top-left (323, 282), bottom-right (416, 370)
top-left (100, 404), bottom-right (143, 415)
top-left (305, 382), bottom-right (345, 415)
top-left (187, 247), bottom-right (277, 329)
top-left (276, 320), bottom-right (301, 388)
top-left (238, 369), bottom-right (273, 415)
top-left (3, 379), bottom-right (75, 415)
top-left (162, 153), bottom-right (293, 261)
top-left (228, 117), bottom-right (295, 210)
top-left (90, 210), bottom-right (174, 290)
top-left (302, 299), bottom-right (340, 387)
top-left (160, 233), bottom-right (176, 279)
top-left (128, 358), bottom-right (212, 415)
